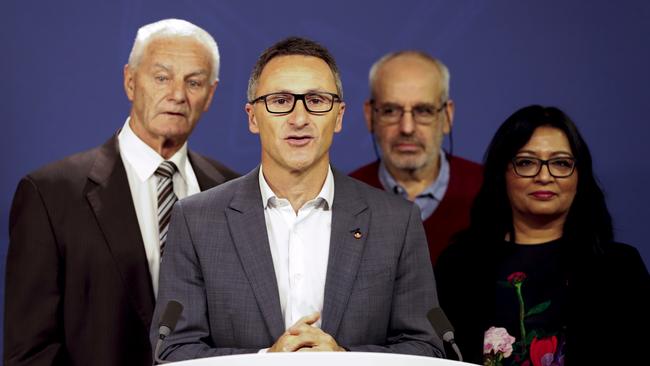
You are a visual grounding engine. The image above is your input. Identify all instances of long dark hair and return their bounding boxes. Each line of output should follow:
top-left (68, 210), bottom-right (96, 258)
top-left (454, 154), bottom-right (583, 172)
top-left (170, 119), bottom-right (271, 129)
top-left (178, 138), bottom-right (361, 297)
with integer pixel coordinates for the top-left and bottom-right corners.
top-left (463, 105), bottom-right (613, 253)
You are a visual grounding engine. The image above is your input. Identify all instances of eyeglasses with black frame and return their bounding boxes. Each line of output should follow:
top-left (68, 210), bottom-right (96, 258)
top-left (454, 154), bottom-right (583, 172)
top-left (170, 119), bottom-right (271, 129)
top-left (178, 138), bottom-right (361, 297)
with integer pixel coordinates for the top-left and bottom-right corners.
top-left (511, 156), bottom-right (577, 178)
top-left (371, 100), bottom-right (448, 125)
top-left (249, 92), bottom-right (341, 114)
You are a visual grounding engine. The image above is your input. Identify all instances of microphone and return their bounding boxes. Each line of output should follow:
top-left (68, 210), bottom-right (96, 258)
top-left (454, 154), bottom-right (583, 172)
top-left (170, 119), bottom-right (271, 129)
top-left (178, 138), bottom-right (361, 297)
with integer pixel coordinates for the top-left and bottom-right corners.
top-left (427, 307), bottom-right (463, 362)
top-left (154, 300), bottom-right (184, 365)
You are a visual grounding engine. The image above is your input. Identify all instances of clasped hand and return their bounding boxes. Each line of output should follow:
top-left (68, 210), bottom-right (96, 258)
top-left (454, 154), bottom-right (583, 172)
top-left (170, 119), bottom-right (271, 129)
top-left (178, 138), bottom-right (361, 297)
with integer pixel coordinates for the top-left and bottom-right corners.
top-left (268, 312), bottom-right (346, 352)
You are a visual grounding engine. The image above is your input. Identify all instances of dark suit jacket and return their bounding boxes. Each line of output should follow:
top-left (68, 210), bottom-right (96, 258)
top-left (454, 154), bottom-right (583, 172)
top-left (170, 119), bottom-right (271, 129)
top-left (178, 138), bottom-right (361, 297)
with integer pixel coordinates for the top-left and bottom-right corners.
top-left (151, 167), bottom-right (444, 362)
top-left (5, 135), bottom-right (238, 366)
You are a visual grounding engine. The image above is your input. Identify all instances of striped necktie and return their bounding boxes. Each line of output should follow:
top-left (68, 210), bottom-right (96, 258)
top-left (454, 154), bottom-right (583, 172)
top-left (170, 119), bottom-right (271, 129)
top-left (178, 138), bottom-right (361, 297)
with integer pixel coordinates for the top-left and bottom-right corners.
top-left (155, 161), bottom-right (178, 257)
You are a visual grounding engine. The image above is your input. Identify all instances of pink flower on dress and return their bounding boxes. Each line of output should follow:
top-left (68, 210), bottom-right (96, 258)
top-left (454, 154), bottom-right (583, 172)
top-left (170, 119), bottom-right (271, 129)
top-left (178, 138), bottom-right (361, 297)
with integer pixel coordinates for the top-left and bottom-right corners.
top-left (507, 271), bottom-right (527, 286)
top-left (530, 336), bottom-right (558, 366)
top-left (484, 326), bottom-right (516, 358)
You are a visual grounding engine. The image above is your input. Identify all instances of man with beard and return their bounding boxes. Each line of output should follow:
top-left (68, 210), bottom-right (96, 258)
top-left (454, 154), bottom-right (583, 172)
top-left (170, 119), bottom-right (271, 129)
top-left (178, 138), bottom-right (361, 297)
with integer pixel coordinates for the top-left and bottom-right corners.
top-left (350, 51), bottom-right (482, 266)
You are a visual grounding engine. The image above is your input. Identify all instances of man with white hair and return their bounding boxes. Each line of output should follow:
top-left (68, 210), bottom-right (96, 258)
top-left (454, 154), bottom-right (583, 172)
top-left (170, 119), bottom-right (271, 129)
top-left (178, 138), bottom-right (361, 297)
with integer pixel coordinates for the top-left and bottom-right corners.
top-left (5, 19), bottom-right (237, 366)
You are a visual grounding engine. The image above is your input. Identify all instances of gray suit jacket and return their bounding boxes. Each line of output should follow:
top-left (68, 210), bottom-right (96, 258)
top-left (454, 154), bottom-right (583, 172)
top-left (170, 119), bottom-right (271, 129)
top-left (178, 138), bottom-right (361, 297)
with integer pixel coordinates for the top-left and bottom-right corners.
top-left (151, 167), bottom-right (444, 361)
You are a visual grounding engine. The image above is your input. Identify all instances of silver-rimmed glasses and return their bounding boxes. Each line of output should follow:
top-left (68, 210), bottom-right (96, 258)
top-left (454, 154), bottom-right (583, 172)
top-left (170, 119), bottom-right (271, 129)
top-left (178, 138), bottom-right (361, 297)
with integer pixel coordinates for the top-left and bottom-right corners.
top-left (371, 101), bottom-right (447, 125)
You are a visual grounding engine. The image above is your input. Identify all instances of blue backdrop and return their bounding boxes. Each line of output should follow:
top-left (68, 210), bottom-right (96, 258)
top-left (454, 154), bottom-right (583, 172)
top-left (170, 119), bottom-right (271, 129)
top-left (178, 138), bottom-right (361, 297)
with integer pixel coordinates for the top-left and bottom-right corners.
top-left (2, 0), bottom-right (649, 355)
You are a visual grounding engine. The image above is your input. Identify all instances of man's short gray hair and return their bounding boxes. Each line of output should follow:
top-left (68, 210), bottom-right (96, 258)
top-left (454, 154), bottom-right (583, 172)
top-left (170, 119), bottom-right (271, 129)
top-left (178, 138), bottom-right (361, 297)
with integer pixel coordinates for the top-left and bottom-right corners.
top-left (127, 18), bottom-right (220, 83)
top-left (368, 51), bottom-right (450, 103)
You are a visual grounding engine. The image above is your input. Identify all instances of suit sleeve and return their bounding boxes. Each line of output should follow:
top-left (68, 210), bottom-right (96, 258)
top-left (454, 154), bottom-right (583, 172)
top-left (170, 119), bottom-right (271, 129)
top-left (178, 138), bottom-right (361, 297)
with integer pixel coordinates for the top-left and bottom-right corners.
top-left (346, 204), bottom-right (444, 357)
top-left (5, 177), bottom-right (67, 365)
top-left (151, 202), bottom-right (259, 362)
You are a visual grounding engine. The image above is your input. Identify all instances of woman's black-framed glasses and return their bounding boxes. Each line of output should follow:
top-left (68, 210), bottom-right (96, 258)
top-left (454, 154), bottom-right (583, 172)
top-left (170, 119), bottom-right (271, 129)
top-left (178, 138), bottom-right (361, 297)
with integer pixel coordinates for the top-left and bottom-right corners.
top-left (511, 156), bottom-right (577, 178)
top-left (249, 92), bottom-right (341, 114)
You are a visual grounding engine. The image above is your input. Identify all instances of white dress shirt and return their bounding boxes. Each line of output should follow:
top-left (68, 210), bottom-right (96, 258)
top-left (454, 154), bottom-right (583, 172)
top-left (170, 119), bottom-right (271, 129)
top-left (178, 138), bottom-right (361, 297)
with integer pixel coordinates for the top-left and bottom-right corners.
top-left (259, 166), bottom-right (334, 330)
top-left (118, 118), bottom-right (201, 297)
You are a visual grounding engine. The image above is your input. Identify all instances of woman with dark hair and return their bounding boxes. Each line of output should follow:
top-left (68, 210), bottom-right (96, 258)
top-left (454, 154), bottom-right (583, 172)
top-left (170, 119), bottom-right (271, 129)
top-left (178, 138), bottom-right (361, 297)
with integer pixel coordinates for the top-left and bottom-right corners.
top-left (435, 105), bottom-right (649, 365)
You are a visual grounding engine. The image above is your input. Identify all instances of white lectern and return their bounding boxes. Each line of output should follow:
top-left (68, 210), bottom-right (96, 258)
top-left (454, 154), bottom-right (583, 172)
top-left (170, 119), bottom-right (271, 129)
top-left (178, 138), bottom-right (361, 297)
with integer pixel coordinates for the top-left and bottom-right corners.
top-left (165, 352), bottom-right (478, 366)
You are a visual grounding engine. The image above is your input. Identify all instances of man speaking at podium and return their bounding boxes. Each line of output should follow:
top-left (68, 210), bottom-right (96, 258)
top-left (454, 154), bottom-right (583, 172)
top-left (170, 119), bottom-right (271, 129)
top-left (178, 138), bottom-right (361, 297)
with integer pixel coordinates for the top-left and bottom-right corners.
top-left (151, 37), bottom-right (444, 361)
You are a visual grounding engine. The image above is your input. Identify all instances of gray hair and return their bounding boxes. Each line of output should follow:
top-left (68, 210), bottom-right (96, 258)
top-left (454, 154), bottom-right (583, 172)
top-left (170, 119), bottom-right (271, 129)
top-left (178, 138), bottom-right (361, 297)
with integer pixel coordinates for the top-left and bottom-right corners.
top-left (247, 36), bottom-right (343, 101)
top-left (368, 50), bottom-right (450, 102)
top-left (127, 19), bottom-right (220, 83)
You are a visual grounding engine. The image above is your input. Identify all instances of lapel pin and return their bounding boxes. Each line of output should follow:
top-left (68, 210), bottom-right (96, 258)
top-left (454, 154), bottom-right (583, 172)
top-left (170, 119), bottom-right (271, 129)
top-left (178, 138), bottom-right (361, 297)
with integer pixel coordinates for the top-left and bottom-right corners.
top-left (351, 228), bottom-right (362, 239)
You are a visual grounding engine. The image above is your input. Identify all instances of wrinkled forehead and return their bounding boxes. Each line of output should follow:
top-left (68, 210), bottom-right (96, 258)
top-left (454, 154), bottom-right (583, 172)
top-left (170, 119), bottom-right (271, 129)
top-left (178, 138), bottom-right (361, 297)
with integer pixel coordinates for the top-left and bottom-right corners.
top-left (140, 36), bottom-right (212, 68)
top-left (373, 59), bottom-right (444, 103)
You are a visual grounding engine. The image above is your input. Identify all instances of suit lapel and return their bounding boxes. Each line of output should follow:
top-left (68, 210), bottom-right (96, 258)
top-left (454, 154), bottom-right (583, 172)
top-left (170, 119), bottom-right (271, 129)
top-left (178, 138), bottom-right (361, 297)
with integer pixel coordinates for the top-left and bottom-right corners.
top-left (85, 135), bottom-right (155, 330)
top-left (226, 168), bottom-right (285, 340)
top-left (188, 150), bottom-right (228, 191)
top-left (321, 170), bottom-right (370, 337)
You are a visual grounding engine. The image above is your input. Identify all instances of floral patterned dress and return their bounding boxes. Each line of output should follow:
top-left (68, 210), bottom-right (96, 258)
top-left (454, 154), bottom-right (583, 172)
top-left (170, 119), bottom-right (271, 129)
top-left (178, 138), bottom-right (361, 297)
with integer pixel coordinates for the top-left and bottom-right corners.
top-left (482, 239), bottom-right (568, 366)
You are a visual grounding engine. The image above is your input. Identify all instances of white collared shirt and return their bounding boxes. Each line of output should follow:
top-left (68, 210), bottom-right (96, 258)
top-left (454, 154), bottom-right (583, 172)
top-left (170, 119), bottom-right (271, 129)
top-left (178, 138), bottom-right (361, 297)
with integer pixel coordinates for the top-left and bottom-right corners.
top-left (259, 166), bottom-right (334, 330)
top-left (118, 118), bottom-right (201, 297)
